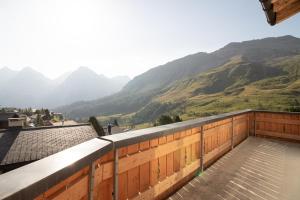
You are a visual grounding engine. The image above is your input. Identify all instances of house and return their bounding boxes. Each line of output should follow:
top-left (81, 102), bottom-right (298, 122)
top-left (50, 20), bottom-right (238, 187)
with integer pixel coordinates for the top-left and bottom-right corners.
top-left (0, 124), bottom-right (99, 173)
top-left (0, 112), bottom-right (20, 129)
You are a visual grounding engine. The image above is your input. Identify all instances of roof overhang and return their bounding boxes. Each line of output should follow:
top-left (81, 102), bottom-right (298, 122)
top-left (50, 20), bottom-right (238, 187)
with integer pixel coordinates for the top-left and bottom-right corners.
top-left (260, 0), bottom-right (300, 25)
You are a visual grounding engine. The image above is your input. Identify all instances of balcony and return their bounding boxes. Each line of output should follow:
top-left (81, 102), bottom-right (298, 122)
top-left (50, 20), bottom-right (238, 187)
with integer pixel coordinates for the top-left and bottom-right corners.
top-left (0, 109), bottom-right (299, 200)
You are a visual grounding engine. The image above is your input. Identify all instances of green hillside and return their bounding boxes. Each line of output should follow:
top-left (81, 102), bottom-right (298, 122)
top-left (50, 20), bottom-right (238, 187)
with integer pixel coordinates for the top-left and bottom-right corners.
top-left (57, 36), bottom-right (300, 125)
top-left (130, 55), bottom-right (300, 124)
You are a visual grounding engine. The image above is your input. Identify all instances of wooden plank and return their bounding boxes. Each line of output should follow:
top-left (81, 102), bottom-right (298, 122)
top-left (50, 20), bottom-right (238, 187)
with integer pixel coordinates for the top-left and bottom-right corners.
top-left (159, 136), bottom-right (167, 144)
top-left (131, 160), bottom-right (200, 200)
top-left (166, 153), bottom-right (174, 176)
top-left (127, 167), bottom-right (140, 199)
top-left (256, 130), bottom-right (300, 141)
top-left (173, 150), bottom-right (181, 172)
top-left (139, 141), bottom-right (150, 151)
top-left (150, 138), bottom-right (158, 148)
top-left (44, 167), bottom-right (89, 199)
top-left (94, 164), bottom-right (103, 186)
top-left (180, 147), bottom-right (186, 169)
top-left (186, 145), bottom-right (192, 165)
top-left (118, 147), bottom-right (128, 158)
top-left (174, 132), bottom-right (181, 140)
top-left (256, 117), bottom-right (300, 125)
top-left (158, 155), bottom-right (167, 181)
top-left (256, 130), bottom-right (282, 138)
top-left (51, 176), bottom-right (89, 200)
top-left (150, 159), bottom-right (159, 186)
top-left (128, 144), bottom-right (139, 155)
top-left (166, 134), bottom-right (174, 143)
top-left (118, 172), bottom-right (128, 200)
top-left (102, 162), bottom-right (113, 180)
top-left (273, 0), bottom-right (299, 12)
top-left (191, 143), bottom-right (197, 161)
top-left (140, 162), bottom-right (150, 192)
top-left (276, 1), bottom-right (300, 23)
top-left (98, 178), bottom-right (113, 200)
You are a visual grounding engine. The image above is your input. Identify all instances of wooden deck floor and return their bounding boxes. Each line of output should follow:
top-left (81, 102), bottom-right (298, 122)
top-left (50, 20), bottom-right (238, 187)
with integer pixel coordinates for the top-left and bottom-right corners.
top-left (168, 137), bottom-right (300, 200)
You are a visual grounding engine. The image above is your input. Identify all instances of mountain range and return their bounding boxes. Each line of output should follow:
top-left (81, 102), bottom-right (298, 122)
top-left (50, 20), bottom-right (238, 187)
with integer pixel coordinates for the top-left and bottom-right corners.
top-left (0, 67), bottom-right (130, 108)
top-left (56, 35), bottom-right (300, 123)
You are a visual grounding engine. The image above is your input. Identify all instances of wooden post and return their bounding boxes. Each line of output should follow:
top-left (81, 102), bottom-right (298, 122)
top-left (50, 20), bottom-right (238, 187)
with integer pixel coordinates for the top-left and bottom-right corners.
top-left (113, 149), bottom-right (119, 200)
top-left (200, 126), bottom-right (204, 172)
top-left (254, 112), bottom-right (256, 137)
top-left (247, 114), bottom-right (250, 137)
top-left (231, 117), bottom-right (234, 149)
top-left (88, 162), bottom-right (96, 200)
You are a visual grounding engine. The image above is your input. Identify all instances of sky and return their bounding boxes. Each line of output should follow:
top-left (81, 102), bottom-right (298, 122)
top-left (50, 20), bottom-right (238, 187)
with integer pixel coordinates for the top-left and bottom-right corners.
top-left (0, 0), bottom-right (300, 79)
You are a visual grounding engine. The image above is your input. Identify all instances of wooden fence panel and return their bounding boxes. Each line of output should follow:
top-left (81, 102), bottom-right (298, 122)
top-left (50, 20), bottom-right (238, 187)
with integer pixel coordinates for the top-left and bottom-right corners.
top-left (255, 112), bottom-right (300, 141)
top-left (32, 112), bottom-right (253, 200)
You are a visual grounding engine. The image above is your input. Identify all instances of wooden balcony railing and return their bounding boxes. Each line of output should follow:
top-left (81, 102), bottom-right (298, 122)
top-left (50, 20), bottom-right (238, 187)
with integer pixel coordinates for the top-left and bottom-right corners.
top-left (0, 109), bottom-right (299, 200)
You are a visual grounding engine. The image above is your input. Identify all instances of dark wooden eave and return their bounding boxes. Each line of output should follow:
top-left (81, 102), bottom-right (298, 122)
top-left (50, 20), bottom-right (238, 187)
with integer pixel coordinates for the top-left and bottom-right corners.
top-left (260, 0), bottom-right (300, 25)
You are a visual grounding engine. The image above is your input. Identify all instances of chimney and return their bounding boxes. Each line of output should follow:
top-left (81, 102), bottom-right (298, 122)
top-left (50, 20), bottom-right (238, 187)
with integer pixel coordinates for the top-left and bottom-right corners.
top-left (8, 118), bottom-right (25, 129)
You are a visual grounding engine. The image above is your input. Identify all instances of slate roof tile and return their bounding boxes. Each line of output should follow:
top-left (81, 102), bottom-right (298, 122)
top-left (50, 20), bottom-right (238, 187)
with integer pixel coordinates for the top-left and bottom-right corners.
top-left (0, 124), bottom-right (98, 165)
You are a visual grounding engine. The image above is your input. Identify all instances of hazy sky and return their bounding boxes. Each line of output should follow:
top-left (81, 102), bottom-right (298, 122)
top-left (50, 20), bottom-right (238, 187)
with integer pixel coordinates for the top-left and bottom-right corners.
top-left (0, 0), bottom-right (300, 79)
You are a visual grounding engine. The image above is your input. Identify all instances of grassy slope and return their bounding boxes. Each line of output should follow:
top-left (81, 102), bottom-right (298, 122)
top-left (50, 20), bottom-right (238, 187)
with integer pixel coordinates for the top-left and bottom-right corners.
top-left (164, 55), bottom-right (300, 120)
top-left (95, 55), bottom-right (300, 126)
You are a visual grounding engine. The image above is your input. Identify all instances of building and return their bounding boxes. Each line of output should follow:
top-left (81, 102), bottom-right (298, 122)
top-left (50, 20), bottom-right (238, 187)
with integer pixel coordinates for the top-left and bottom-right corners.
top-left (0, 124), bottom-right (98, 173)
top-left (0, 112), bottom-right (20, 129)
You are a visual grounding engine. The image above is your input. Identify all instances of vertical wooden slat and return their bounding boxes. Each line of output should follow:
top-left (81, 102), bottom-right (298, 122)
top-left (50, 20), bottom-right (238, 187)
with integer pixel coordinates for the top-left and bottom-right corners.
top-left (127, 167), bottom-right (139, 199)
top-left (118, 172), bottom-right (127, 200)
top-left (166, 153), bottom-right (174, 176)
top-left (140, 162), bottom-right (150, 192)
top-left (158, 155), bottom-right (167, 181)
top-left (150, 159), bottom-right (159, 186)
top-left (173, 150), bottom-right (181, 172)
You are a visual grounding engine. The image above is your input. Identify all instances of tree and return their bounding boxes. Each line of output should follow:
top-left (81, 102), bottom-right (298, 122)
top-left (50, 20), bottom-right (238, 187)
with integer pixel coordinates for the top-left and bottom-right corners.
top-left (158, 115), bottom-right (174, 125)
top-left (35, 114), bottom-right (44, 127)
top-left (173, 115), bottom-right (182, 123)
top-left (89, 116), bottom-right (105, 136)
top-left (44, 109), bottom-right (51, 120)
top-left (113, 119), bottom-right (119, 126)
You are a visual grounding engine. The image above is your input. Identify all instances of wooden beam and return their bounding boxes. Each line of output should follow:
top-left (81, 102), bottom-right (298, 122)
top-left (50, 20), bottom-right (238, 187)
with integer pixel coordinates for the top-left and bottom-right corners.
top-left (276, 0), bottom-right (300, 23)
top-left (255, 117), bottom-right (300, 125)
top-left (273, 0), bottom-right (299, 12)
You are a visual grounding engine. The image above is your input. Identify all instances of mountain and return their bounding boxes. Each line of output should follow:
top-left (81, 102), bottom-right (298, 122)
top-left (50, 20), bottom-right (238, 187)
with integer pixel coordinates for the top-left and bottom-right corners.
top-left (0, 67), bottom-right (17, 88)
top-left (53, 71), bottom-right (72, 85)
top-left (56, 35), bottom-right (300, 122)
top-left (0, 67), bottom-right (52, 107)
top-left (42, 67), bottom-right (130, 107)
top-left (0, 67), bottom-right (130, 108)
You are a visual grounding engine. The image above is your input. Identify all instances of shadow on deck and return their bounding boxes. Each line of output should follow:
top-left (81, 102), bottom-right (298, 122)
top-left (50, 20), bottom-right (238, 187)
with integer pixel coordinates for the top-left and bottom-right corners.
top-left (169, 137), bottom-right (300, 200)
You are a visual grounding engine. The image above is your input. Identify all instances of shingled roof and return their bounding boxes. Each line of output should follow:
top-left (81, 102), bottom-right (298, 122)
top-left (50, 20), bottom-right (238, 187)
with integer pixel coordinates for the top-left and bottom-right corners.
top-left (0, 113), bottom-right (19, 121)
top-left (0, 124), bottom-right (98, 168)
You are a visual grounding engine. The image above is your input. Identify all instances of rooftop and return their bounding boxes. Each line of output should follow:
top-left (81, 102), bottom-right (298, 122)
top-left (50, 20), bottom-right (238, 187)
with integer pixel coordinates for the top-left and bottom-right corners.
top-left (0, 112), bottom-right (19, 121)
top-left (0, 124), bottom-right (98, 170)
